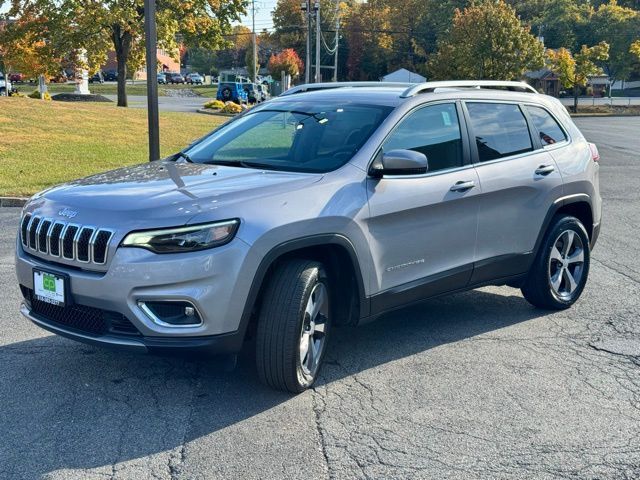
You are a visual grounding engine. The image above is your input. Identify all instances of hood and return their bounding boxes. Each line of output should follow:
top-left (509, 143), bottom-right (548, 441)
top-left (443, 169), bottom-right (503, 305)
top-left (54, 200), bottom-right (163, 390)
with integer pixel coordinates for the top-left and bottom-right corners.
top-left (27, 161), bottom-right (322, 229)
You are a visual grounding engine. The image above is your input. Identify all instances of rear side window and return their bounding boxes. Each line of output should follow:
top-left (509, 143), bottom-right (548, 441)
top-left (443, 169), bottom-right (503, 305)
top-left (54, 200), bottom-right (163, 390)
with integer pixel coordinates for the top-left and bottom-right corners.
top-left (466, 103), bottom-right (533, 162)
top-left (526, 106), bottom-right (567, 146)
top-left (383, 103), bottom-right (464, 173)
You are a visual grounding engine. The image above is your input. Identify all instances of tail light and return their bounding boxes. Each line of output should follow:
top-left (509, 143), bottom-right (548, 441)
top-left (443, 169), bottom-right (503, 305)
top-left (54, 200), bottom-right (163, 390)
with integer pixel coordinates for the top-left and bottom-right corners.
top-left (588, 142), bottom-right (600, 163)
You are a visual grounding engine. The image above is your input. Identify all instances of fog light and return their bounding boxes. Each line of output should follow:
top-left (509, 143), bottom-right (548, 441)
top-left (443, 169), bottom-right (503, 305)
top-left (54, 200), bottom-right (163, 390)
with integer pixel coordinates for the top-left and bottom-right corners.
top-left (138, 301), bottom-right (202, 327)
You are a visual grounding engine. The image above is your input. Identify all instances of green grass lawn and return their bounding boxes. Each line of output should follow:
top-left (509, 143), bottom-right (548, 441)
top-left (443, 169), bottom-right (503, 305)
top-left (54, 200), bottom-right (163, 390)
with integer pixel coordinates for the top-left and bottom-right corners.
top-left (0, 97), bottom-right (224, 196)
top-left (15, 82), bottom-right (218, 98)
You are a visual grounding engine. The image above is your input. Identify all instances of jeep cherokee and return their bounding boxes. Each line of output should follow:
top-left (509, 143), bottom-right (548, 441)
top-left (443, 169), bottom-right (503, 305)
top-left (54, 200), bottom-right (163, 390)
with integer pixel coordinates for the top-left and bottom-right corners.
top-left (15, 80), bottom-right (602, 393)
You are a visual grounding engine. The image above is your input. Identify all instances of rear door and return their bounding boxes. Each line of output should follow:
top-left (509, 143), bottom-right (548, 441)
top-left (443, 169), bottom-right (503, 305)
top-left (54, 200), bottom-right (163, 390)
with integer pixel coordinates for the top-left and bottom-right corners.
top-left (464, 101), bottom-right (564, 284)
top-left (366, 102), bottom-right (481, 311)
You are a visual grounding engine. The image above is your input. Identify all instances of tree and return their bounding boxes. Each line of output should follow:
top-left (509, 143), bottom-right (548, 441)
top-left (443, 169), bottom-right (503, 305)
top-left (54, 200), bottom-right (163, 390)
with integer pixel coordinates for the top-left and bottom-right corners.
top-left (272, 0), bottom-right (306, 61)
top-left (0, 12), bottom-right (63, 79)
top-left (268, 48), bottom-right (303, 79)
top-left (631, 40), bottom-right (640, 59)
top-left (427, 1), bottom-right (545, 80)
top-left (5, 0), bottom-right (246, 106)
top-left (585, 1), bottom-right (640, 93)
top-left (547, 43), bottom-right (610, 112)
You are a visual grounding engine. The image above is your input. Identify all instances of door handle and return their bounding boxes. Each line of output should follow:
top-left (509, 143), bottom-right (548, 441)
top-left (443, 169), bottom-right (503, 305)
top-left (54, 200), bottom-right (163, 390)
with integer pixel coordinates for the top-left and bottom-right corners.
top-left (450, 180), bottom-right (476, 192)
top-left (535, 165), bottom-right (555, 176)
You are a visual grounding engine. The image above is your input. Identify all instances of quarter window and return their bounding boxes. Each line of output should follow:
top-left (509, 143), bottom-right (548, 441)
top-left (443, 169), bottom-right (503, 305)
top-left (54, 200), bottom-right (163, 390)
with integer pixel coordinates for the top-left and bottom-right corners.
top-left (526, 106), bottom-right (567, 146)
top-left (382, 103), bottom-right (464, 173)
top-left (466, 103), bottom-right (533, 162)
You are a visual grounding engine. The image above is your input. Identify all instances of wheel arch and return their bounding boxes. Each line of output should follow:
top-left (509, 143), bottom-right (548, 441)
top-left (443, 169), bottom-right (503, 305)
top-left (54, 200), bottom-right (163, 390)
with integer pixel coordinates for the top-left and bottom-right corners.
top-left (239, 234), bottom-right (369, 344)
top-left (534, 194), bottom-right (594, 256)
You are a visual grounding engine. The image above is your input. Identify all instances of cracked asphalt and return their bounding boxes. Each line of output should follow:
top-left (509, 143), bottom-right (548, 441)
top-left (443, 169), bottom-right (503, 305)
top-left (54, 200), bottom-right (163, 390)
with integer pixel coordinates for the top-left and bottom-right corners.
top-left (1, 117), bottom-right (639, 480)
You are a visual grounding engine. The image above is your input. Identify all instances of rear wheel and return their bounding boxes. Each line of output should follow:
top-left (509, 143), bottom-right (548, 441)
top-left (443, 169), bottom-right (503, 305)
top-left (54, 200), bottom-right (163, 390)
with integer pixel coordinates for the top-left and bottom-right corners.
top-left (256, 259), bottom-right (331, 393)
top-left (522, 215), bottom-right (590, 309)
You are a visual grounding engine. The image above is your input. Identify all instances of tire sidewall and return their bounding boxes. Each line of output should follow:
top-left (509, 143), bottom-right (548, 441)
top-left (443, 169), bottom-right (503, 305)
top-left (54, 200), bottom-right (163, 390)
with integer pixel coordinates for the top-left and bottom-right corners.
top-left (543, 217), bottom-right (591, 307)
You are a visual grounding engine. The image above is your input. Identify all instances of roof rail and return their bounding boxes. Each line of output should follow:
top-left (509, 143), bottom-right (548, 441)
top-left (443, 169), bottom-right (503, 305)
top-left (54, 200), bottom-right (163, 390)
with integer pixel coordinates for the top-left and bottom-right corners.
top-left (400, 80), bottom-right (538, 98)
top-left (281, 81), bottom-right (414, 96)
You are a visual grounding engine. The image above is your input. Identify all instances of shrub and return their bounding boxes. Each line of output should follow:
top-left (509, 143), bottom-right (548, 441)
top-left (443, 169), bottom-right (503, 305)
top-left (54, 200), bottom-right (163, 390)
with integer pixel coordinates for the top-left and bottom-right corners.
top-left (204, 99), bottom-right (225, 110)
top-left (27, 90), bottom-right (52, 101)
top-left (221, 102), bottom-right (243, 114)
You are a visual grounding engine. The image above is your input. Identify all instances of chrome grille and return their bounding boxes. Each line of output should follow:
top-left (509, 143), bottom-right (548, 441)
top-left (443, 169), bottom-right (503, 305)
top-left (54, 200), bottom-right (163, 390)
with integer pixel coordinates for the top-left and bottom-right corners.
top-left (21, 215), bottom-right (114, 265)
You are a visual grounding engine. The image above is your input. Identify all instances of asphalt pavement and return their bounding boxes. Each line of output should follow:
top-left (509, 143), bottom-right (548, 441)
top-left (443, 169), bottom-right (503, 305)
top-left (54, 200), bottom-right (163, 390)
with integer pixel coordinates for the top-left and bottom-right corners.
top-left (0, 117), bottom-right (639, 479)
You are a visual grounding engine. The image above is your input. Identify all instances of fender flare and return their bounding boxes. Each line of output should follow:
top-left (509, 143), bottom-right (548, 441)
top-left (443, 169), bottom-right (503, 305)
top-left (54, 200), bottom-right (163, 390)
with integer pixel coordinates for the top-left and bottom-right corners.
top-left (237, 234), bottom-right (369, 341)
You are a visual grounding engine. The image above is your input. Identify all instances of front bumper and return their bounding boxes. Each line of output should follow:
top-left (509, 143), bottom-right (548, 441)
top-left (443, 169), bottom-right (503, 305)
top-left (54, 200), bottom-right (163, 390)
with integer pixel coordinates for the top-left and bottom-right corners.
top-left (21, 304), bottom-right (243, 354)
top-left (15, 237), bottom-right (254, 352)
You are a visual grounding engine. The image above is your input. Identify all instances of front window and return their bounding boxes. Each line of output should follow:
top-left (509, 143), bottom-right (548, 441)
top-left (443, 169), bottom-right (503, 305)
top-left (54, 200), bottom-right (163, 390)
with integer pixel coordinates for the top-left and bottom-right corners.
top-left (184, 102), bottom-right (392, 173)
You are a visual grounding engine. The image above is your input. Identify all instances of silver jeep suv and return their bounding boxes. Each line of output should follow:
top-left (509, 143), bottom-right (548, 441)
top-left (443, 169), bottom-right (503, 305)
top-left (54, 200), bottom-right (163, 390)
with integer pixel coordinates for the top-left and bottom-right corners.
top-left (15, 81), bottom-right (602, 392)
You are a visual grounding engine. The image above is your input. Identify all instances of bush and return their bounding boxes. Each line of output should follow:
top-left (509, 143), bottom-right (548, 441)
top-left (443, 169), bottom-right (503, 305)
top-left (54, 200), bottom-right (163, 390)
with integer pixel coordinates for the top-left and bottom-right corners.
top-left (203, 99), bottom-right (225, 110)
top-left (27, 90), bottom-right (51, 101)
top-left (221, 102), bottom-right (243, 114)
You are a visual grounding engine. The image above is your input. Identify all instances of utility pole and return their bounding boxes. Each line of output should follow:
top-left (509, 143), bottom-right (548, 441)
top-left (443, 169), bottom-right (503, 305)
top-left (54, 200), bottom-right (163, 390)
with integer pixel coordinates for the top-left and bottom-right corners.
top-left (302, 0), bottom-right (311, 84)
top-left (144, 0), bottom-right (160, 162)
top-left (314, 1), bottom-right (321, 83)
top-left (251, 0), bottom-right (257, 83)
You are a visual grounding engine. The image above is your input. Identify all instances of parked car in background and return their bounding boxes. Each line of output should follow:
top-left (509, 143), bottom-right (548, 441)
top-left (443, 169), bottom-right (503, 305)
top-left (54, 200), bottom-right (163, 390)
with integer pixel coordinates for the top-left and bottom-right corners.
top-left (186, 73), bottom-right (204, 85)
top-left (9, 73), bottom-right (26, 83)
top-left (166, 72), bottom-right (185, 84)
top-left (244, 83), bottom-right (260, 104)
top-left (0, 73), bottom-right (12, 96)
top-left (157, 72), bottom-right (167, 84)
top-left (217, 81), bottom-right (248, 104)
top-left (103, 70), bottom-right (118, 82)
top-left (89, 72), bottom-right (104, 84)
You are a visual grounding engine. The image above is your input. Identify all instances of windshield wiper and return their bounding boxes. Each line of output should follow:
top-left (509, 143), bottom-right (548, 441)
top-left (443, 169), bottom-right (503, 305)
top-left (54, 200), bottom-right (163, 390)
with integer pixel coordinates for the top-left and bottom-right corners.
top-left (203, 159), bottom-right (283, 171)
top-left (173, 151), bottom-right (194, 163)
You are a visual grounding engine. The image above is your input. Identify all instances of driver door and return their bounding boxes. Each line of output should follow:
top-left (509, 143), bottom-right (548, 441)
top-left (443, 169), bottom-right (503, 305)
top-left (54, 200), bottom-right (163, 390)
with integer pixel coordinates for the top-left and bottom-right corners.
top-left (365, 102), bottom-right (481, 312)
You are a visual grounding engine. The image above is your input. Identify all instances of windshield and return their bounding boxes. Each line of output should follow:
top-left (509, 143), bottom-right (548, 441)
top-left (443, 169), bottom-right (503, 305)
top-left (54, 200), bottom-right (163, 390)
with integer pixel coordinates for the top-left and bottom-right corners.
top-left (184, 102), bottom-right (393, 173)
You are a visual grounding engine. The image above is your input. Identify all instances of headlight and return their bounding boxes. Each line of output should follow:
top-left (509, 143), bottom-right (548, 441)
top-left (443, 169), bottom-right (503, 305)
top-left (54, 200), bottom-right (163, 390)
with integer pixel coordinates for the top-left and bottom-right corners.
top-left (121, 219), bottom-right (239, 253)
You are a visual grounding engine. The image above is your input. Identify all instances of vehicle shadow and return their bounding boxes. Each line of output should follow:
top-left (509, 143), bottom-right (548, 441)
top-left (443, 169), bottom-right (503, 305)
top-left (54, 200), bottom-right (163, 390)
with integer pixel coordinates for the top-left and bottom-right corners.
top-left (0, 288), bottom-right (546, 478)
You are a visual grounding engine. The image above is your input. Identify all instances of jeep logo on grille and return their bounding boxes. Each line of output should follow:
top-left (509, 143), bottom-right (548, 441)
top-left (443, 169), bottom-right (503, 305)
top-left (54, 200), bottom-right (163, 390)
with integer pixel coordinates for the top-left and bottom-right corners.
top-left (58, 208), bottom-right (78, 219)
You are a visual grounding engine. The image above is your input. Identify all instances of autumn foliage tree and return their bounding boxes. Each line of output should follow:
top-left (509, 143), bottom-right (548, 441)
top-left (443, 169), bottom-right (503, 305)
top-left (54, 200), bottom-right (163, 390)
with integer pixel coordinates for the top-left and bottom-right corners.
top-left (428, 0), bottom-right (545, 80)
top-left (4, 0), bottom-right (246, 106)
top-left (268, 48), bottom-right (303, 79)
top-left (547, 42), bottom-right (610, 112)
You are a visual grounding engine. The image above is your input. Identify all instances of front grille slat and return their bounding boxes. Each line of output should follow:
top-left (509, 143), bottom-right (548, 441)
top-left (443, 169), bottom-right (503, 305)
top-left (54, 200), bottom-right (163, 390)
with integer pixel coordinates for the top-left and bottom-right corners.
top-left (21, 214), bottom-right (32, 246)
top-left (76, 227), bottom-right (94, 262)
top-left (20, 214), bottom-right (114, 266)
top-left (49, 223), bottom-right (64, 257)
top-left (38, 220), bottom-right (52, 253)
top-left (28, 217), bottom-right (40, 249)
top-left (62, 225), bottom-right (79, 259)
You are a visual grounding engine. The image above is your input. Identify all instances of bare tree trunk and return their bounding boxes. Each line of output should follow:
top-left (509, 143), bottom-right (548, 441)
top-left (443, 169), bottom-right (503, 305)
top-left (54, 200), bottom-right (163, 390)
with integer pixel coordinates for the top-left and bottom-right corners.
top-left (112, 25), bottom-right (132, 107)
top-left (573, 85), bottom-right (579, 113)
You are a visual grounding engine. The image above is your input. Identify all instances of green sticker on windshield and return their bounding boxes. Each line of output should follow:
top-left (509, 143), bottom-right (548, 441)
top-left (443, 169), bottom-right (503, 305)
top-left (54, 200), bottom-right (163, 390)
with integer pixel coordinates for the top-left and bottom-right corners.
top-left (442, 111), bottom-right (452, 126)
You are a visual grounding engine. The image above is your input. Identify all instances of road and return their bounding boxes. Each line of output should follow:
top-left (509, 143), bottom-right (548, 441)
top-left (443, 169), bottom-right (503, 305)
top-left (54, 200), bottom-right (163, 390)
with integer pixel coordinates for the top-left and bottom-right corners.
top-left (1, 118), bottom-right (639, 479)
top-left (104, 95), bottom-right (209, 113)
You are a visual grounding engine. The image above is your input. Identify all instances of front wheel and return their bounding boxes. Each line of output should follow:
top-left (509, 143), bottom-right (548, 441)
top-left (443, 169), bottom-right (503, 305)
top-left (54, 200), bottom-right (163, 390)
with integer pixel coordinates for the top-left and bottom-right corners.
top-left (256, 259), bottom-right (331, 393)
top-left (522, 215), bottom-right (590, 309)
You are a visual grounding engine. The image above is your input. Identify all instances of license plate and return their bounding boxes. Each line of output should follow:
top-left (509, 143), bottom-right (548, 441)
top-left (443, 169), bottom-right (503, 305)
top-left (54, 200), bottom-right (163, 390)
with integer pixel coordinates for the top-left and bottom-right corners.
top-left (33, 269), bottom-right (65, 306)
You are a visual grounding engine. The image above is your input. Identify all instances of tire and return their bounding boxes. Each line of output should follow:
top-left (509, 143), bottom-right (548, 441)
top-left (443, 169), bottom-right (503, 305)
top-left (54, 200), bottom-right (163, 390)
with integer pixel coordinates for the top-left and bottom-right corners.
top-left (221, 87), bottom-right (232, 101)
top-left (256, 259), bottom-right (331, 393)
top-left (522, 215), bottom-right (590, 310)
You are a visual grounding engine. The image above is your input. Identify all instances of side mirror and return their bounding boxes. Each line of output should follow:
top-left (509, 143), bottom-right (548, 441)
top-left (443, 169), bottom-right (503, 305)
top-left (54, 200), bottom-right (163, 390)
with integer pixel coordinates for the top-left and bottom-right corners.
top-left (369, 149), bottom-right (429, 177)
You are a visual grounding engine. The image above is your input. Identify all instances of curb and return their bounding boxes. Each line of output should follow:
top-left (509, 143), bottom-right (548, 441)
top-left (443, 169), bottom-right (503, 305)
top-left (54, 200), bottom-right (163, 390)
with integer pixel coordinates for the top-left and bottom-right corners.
top-left (196, 108), bottom-right (236, 117)
top-left (0, 197), bottom-right (28, 207)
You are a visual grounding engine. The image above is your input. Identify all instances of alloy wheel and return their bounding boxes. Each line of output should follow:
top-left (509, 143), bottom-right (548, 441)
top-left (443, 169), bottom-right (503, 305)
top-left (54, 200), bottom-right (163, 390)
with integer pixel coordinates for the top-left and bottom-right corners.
top-left (548, 229), bottom-right (585, 301)
top-left (299, 282), bottom-right (329, 378)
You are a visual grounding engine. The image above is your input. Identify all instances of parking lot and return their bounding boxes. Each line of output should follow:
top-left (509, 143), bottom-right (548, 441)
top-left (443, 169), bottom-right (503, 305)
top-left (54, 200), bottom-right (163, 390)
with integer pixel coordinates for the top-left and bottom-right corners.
top-left (0, 116), bottom-right (638, 480)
